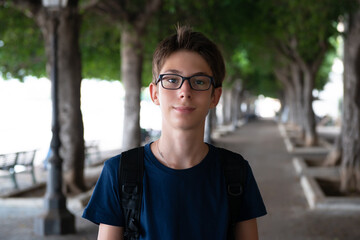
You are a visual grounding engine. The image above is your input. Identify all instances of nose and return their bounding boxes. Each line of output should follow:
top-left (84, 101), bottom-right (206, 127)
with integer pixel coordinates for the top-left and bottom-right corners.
top-left (179, 79), bottom-right (192, 99)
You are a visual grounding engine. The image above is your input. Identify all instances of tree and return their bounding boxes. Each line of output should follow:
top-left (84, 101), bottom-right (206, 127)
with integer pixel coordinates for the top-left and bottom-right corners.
top-left (341, 0), bottom-right (360, 192)
top-left (2, 0), bottom-right (86, 193)
top-left (87, 0), bottom-right (162, 151)
top-left (258, 0), bottom-right (345, 146)
top-left (274, 62), bottom-right (299, 124)
top-left (80, 11), bottom-right (121, 81)
top-left (0, 5), bottom-right (45, 79)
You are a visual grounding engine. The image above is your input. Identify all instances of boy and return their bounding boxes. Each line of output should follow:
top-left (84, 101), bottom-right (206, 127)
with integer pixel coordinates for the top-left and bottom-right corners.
top-left (83, 26), bottom-right (267, 240)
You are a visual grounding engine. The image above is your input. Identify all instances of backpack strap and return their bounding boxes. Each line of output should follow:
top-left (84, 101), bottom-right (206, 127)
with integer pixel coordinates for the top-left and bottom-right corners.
top-left (119, 147), bottom-right (145, 240)
top-left (218, 148), bottom-right (247, 240)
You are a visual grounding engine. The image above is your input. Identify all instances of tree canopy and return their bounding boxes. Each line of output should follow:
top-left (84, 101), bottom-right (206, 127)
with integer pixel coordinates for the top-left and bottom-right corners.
top-left (0, 0), bottom-right (353, 97)
top-left (0, 4), bottom-right (45, 80)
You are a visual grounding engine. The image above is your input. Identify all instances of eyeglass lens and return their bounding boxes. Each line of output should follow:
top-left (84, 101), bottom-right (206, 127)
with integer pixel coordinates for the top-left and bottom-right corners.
top-left (160, 74), bottom-right (211, 90)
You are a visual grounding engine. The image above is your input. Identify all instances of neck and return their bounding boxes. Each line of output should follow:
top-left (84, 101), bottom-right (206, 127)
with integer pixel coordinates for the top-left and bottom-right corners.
top-left (153, 126), bottom-right (208, 169)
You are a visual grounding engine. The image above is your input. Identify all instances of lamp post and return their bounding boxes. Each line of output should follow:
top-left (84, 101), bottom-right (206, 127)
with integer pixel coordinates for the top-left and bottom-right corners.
top-left (34, 0), bottom-right (75, 235)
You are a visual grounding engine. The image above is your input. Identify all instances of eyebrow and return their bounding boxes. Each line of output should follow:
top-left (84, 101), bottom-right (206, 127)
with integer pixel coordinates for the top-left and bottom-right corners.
top-left (163, 69), bottom-right (210, 76)
top-left (163, 69), bottom-right (182, 74)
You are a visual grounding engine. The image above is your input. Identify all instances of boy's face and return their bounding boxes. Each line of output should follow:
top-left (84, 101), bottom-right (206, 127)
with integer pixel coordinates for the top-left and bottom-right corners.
top-left (150, 50), bottom-right (222, 131)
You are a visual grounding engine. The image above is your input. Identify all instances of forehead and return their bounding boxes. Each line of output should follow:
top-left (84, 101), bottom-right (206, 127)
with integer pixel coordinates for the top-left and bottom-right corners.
top-left (160, 50), bottom-right (212, 76)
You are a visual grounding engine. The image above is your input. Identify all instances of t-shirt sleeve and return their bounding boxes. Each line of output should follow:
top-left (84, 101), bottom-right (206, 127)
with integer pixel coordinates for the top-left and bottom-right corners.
top-left (82, 155), bottom-right (125, 226)
top-left (236, 161), bottom-right (267, 222)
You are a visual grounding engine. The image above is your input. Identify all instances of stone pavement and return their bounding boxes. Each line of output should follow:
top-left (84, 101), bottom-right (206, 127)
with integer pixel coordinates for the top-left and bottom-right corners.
top-left (1, 119), bottom-right (359, 239)
top-left (214, 119), bottom-right (360, 240)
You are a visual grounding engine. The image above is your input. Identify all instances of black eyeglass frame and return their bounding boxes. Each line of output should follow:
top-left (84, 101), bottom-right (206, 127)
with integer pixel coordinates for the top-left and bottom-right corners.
top-left (156, 73), bottom-right (216, 91)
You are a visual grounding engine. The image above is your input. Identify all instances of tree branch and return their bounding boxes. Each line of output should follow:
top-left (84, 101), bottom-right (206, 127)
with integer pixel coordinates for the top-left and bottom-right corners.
top-left (275, 40), bottom-right (296, 63)
top-left (86, 0), bottom-right (127, 22)
top-left (84, 0), bottom-right (162, 33)
top-left (288, 36), bottom-right (309, 73)
top-left (311, 42), bottom-right (329, 74)
top-left (274, 65), bottom-right (292, 87)
top-left (80, 0), bottom-right (100, 12)
top-left (135, 0), bottom-right (162, 32)
top-left (11, 0), bottom-right (42, 18)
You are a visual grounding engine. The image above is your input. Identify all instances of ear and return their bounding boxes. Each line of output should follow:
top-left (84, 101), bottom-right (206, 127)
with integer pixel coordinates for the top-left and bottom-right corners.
top-left (210, 87), bottom-right (222, 109)
top-left (149, 82), bottom-right (160, 106)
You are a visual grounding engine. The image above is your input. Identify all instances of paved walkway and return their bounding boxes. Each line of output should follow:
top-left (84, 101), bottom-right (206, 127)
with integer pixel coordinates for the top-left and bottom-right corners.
top-left (1, 119), bottom-right (359, 239)
top-left (215, 119), bottom-right (360, 240)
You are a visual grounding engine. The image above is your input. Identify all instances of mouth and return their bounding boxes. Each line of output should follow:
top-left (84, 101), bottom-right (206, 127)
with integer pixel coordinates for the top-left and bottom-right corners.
top-left (173, 106), bottom-right (196, 113)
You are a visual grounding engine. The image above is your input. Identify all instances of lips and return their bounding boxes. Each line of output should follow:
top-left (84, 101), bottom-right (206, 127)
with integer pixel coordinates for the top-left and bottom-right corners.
top-left (173, 106), bottom-right (196, 113)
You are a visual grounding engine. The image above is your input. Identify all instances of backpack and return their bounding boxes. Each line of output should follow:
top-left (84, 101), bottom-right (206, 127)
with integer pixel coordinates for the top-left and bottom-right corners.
top-left (119, 146), bottom-right (247, 240)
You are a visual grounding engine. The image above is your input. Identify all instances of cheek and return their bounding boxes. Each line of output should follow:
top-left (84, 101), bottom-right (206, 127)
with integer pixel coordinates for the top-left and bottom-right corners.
top-left (157, 90), bottom-right (172, 106)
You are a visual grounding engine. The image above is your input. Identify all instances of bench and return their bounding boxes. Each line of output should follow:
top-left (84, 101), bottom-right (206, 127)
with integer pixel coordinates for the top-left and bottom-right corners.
top-left (85, 140), bottom-right (101, 166)
top-left (0, 150), bottom-right (37, 189)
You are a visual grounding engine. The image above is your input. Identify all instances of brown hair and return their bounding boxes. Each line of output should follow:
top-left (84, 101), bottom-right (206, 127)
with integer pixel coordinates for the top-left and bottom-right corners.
top-left (152, 26), bottom-right (225, 88)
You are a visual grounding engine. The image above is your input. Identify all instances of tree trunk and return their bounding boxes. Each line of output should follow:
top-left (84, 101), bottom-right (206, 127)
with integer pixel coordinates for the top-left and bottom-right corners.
top-left (35, 6), bottom-right (86, 193)
top-left (204, 108), bottom-right (216, 144)
top-left (231, 80), bottom-right (242, 129)
top-left (245, 95), bottom-right (256, 120)
top-left (323, 132), bottom-right (342, 167)
top-left (86, 0), bottom-right (161, 151)
top-left (302, 69), bottom-right (318, 147)
top-left (222, 89), bottom-right (232, 125)
top-left (285, 82), bottom-right (297, 124)
top-left (237, 89), bottom-right (245, 121)
top-left (290, 63), bottom-right (305, 137)
top-left (341, 4), bottom-right (360, 193)
top-left (121, 25), bottom-right (142, 151)
top-left (274, 66), bottom-right (296, 124)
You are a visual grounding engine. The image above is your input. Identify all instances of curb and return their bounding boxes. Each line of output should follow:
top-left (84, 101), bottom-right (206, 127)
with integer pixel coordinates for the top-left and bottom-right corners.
top-left (292, 157), bottom-right (340, 177)
top-left (293, 157), bottom-right (360, 210)
top-left (301, 175), bottom-right (360, 210)
top-left (278, 124), bottom-right (332, 156)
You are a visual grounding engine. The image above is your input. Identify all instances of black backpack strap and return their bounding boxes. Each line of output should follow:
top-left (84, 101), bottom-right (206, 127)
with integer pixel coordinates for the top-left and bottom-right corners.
top-left (218, 148), bottom-right (247, 240)
top-left (119, 147), bottom-right (145, 240)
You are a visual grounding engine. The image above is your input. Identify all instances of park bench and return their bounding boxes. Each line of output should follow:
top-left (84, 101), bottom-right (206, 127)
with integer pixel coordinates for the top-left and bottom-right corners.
top-left (0, 149), bottom-right (37, 189)
top-left (85, 140), bottom-right (101, 166)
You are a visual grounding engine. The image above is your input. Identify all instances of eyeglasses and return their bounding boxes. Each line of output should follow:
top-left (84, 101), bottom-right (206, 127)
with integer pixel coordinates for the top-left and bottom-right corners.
top-left (156, 74), bottom-right (215, 91)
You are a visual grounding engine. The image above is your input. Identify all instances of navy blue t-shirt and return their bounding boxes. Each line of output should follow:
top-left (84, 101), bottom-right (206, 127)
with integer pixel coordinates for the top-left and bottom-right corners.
top-left (82, 143), bottom-right (266, 239)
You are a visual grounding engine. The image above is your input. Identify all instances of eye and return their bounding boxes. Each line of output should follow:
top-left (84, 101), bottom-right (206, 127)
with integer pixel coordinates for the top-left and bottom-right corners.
top-left (167, 78), bottom-right (179, 84)
top-left (192, 76), bottom-right (209, 86)
top-left (162, 75), bottom-right (180, 84)
top-left (194, 80), bottom-right (205, 85)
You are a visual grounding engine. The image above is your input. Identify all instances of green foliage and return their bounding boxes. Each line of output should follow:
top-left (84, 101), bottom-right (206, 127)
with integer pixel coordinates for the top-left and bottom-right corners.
top-left (0, 0), bottom-right (355, 99)
top-left (236, 46), bottom-right (282, 99)
top-left (247, 0), bottom-right (352, 96)
top-left (0, 5), bottom-right (46, 81)
top-left (245, 71), bottom-right (281, 99)
top-left (80, 12), bottom-right (120, 81)
top-left (138, 14), bottom-right (173, 87)
top-left (141, 33), bottom-right (159, 86)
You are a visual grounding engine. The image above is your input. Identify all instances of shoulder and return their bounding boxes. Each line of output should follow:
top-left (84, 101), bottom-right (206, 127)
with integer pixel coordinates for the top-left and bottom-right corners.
top-left (83, 152), bottom-right (126, 226)
top-left (215, 147), bottom-right (246, 160)
top-left (103, 154), bottom-right (122, 170)
top-left (212, 146), bottom-right (248, 168)
top-left (92, 154), bottom-right (122, 187)
top-left (104, 146), bottom-right (146, 175)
